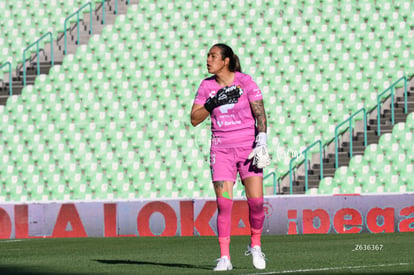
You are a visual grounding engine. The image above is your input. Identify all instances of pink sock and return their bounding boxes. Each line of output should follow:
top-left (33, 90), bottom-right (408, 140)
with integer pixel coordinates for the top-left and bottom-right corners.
top-left (218, 237), bottom-right (231, 259)
top-left (217, 197), bottom-right (233, 258)
top-left (248, 197), bottom-right (265, 247)
top-left (251, 228), bottom-right (262, 247)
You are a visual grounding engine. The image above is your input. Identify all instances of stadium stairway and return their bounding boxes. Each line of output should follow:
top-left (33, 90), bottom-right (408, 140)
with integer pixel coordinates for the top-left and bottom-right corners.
top-left (285, 78), bottom-right (414, 194)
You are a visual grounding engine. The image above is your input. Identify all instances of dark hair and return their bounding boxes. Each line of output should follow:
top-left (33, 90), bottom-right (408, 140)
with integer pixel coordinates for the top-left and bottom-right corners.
top-left (212, 43), bottom-right (242, 73)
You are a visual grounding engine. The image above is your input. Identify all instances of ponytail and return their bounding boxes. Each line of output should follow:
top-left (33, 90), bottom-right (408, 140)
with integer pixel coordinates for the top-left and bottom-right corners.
top-left (232, 54), bottom-right (242, 73)
top-left (213, 43), bottom-right (242, 73)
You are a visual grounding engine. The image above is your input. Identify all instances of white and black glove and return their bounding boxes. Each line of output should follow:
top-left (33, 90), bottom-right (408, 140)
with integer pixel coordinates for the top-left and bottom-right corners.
top-left (248, 132), bottom-right (271, 169)
top-left (204, 85), bottom-right (243, 113)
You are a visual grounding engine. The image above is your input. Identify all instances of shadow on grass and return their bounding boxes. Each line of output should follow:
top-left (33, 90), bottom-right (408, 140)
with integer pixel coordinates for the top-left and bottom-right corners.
top-left (0, 266), bottom-right (85, 275)
top-left (94, 259), bottom-right (213, 271)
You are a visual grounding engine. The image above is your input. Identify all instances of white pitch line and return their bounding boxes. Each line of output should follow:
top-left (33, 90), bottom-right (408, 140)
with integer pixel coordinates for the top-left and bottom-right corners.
top-left (241, 262), bottom-right (411, 275)
top-left (0, 240), bottom-right (22, 243)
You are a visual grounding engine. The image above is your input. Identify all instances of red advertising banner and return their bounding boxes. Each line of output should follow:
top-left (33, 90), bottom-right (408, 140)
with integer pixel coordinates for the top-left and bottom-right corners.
top-left (0, 193), bottom-right (413, 239)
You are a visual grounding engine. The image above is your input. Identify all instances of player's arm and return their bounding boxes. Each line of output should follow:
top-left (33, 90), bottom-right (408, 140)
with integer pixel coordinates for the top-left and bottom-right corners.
top-left (191, 85), bottom-right (243, 127)
top-left (191, 103), bottom-right (210, 127)
top-left (250, 99), bottom-right (267, 133)
top-left (248, 99), bottom-right (271, 168)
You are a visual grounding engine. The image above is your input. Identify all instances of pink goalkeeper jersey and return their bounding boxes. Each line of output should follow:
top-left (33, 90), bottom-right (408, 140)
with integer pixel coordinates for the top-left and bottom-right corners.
top-left (193, 72), bottom-right (263, 148)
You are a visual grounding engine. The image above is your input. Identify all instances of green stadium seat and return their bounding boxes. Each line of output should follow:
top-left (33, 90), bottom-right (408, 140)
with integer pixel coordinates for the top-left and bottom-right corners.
top-left (305, 187), bottom-right (318, 195)
top-left (318, 177), bottom-right (338, 194)
top-left (383, 174), bottom-right (403, 193)
top-left (404, 140), bottom-right (414, 162)
top-left (361, 173), bottom-right (382, 193)
top-left (48, 182), bottom-right (70, 201)
top-left (138, 180), bottom-right (158, 199)
top-left (91, 182), bottom-right (112, 200)
top-left (29, 180), bottom-right (49, 201)
top-left (384, 142), bottom-right (406, 163)
top-left (333, 166), bottom-right (360, 194)
top-left (116, 182), bottom-right (138, 200)
top-left (406, 113), bottom-right (414, 130)
top-left (348, 155), bottom-right (365, 174)
top-left (71, 183), bottom-right (91, 200)
top-left (378, 132), bottom-right (394, 151)
top-left (363, 143), bottom-right (380, 164)
top-left (396, 162), bottom-right (413, 191)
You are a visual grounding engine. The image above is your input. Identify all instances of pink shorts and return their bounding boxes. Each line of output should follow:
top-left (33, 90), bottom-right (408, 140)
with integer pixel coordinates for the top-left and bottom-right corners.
top-left (210, 146), bottom-right (263, 182)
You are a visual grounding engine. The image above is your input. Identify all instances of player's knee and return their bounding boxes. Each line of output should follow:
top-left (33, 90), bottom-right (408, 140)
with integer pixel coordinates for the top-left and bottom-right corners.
top-left (247, 197), bottom-right (264, 212)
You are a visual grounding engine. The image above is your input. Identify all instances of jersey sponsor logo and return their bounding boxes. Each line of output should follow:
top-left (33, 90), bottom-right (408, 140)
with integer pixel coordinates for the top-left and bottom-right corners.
top-left (209, 90), bottom-right (217, 97)
top-left (253, 88), bottom-right (262, 98)
top-left (218, 103), bottom-right (235, 114)
top-left (216, 120), bottom-right (242, 127)
top-left (224, 120), bottom-right (241, 126)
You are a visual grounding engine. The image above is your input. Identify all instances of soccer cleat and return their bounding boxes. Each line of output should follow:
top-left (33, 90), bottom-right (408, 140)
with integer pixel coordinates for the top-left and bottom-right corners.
top-left (213, 256), bottom-right (233, 271)
top-left (245, 244), bottom-right (266, 270)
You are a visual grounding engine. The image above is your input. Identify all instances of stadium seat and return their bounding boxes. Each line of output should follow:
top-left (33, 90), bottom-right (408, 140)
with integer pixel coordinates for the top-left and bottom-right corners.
top-left (406, 112), bottom-right (414, 130)
top-left (361, 174), bottom-right (382, 193)
top-left (348, 155), bottom-right (366, 175)
top-left (363, 144), bottom-right (381, 165)
top-left (318, 177), bottom-right (338, 195)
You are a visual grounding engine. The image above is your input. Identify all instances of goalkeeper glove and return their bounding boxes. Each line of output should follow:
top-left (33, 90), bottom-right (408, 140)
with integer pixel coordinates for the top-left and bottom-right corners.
top-left (204, 85), bottom-right (242, 113)
top-left (248, 132), bottom-right (271, 169)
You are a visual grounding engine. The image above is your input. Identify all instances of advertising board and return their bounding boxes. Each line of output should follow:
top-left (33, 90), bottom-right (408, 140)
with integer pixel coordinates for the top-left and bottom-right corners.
top-left (0, 193), bottom-right (413, 239)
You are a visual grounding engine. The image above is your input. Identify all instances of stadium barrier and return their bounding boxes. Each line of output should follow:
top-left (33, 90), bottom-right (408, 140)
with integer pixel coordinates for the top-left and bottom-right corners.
top-left (0, 193), bottom-right (413, 239)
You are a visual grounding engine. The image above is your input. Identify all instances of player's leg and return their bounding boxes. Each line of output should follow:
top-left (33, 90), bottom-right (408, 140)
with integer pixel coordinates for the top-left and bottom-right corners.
top-left (238, 145), bottom-right (266, 270)
top-left (242, 176), bottom-right (266, 269)
top-left (243, 176), bottom-right (265, 247)
top-left (238, 147), bottom-right (265, 246)
top-left (214, 180), bottom-right (234, 254)
top-left (214, 180), bottom-right (234, 270)
top-left (210, 148), bottom-right (237, 271)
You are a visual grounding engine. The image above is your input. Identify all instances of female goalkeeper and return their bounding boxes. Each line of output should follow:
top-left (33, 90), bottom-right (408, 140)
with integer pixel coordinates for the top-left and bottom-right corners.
top-left (190, 43), bottom-right (270, 271)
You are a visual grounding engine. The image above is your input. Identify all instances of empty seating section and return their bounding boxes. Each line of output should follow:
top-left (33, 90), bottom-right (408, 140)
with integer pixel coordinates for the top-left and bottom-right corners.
top-left (0, 0), bottom-right (413, 201)
top-left (317, 116), bottom-right (414, 195)
top-left (0, 0), bottom-right (95, 71)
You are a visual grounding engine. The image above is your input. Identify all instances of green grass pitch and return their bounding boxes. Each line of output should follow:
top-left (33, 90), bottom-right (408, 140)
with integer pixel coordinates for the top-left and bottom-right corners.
top-left (0, 233), bottom-right (413, 274)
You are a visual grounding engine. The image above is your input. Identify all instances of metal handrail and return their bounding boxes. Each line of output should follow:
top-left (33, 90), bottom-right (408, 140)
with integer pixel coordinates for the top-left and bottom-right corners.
top-left (0, 62), bottom-right (12, 95)
top-left (22, 32), bottom-right (54, 86)
top-left (289, 140), bottom-right (323, 194)
top-left (64, 2), bottom-right (93, 55)
top-left (334, 108), bottom-right (367, 168)
top-left (264, 171), bottom-right (277, 195)
top-left (101, 0), bottom-right (106, 24)
top-left (101, 0), bottom-right (120, 24)
top-left (376, 76), bottom-right (408, 135)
